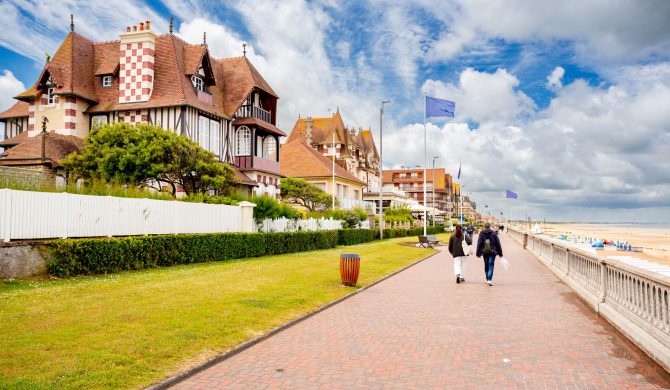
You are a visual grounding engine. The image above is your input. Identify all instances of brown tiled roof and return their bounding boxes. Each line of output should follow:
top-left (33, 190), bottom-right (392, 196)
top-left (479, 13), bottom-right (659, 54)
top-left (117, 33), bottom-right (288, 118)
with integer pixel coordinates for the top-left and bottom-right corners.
top-left (87, 35), bottom-right (230, 119)
top-left (93, 41), bottom-right (120, 75)
top-left (357, 129), bottom-right (378, 157)
top-left (0, 101), bottom-right (29, 119)
top-left (0, 130), bottom-right (29, 147)
top-left (232, 166), bottom-right (257, 186)
top-left (287, 111), bottom-right (348, 145)
top-left (17, 33), bottom-right (97, 102)
top-left (0, 131), bottom-right (84, 167)
top-left (218, 56), bottom-right (278, 117)
top-left (183, 45), bottom-right (207, 75)
top-left (280, 140), bottom-right (365, 185)
top-left (233, 117), bottom-right (286, 137)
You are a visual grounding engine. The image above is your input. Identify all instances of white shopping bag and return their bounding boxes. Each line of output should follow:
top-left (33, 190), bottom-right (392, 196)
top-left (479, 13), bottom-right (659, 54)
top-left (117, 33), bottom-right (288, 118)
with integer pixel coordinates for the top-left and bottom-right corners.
top-left (499, 257), bottom-right (510, 270)
top-left (461, 240), bottom-right (471, 256)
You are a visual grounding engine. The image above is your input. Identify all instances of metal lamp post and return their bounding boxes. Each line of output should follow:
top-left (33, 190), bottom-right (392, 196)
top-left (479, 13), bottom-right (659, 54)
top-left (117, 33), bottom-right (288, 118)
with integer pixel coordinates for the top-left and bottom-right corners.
top-left (378, 100), bottom-right (390, 239)
top-left (431, 156), bottom-right (438, 226)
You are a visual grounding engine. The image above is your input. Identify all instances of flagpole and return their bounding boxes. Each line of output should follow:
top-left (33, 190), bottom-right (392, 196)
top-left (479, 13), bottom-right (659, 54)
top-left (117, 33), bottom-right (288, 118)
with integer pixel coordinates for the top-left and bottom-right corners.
top-left (423, 91), bottom-right (427, 236)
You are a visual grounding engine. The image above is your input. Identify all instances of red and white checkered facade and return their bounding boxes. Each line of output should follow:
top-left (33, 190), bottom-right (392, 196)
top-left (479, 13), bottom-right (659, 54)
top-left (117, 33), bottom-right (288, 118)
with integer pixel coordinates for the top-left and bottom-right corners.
top-left (122, 109), bottom-right (147, 124)
top-left (118, 29), bottom-right (156, 104)
top-left (63, 96), bottom-right (77, 130)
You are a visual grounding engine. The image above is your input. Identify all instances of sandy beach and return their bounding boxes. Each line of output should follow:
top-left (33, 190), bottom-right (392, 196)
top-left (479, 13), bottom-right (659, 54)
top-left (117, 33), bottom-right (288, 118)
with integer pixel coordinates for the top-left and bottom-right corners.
top-left (536, 223), bottom-right (670, 265)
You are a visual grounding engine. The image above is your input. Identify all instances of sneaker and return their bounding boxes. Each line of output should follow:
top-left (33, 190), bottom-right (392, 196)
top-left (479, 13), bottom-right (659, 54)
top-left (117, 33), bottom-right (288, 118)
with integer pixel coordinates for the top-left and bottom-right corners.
top-left (456, 275), bottom-right (461, 284)
top-left (487, 280), bottom-right (492, 286)
top-left (459, 277), bottom-right (466, 283)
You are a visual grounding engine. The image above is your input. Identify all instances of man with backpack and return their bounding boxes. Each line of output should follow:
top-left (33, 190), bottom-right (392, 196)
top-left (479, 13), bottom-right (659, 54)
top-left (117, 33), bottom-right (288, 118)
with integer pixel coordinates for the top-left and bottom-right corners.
top-left (476, 222), bottom-right (504, 286)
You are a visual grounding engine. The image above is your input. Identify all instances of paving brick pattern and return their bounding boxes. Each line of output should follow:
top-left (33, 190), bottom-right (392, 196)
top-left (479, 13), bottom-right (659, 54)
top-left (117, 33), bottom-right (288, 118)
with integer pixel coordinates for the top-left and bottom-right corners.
top-left (172, 234), bottom-right (670, 389)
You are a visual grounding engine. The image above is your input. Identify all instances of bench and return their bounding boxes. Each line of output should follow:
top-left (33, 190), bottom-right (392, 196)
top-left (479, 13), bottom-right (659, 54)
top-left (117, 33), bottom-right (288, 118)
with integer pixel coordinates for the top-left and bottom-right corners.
top-left (418, 235), bottom-right (434, 248)
top-left (426, 235), bottom-right (441, 246)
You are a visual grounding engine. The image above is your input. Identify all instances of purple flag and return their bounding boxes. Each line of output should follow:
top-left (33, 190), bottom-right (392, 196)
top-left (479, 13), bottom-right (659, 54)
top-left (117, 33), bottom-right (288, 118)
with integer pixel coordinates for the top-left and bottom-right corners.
top-left (506, 190), bottom-right (518, 199)
top-left (426, 96), bottom-right (455, 118)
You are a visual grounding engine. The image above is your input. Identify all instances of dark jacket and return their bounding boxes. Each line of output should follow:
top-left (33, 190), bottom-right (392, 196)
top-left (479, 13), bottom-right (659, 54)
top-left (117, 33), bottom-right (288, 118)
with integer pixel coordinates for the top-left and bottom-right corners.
top-left (476, 229), bottom-right (503, 258)
top-left (448, 232), bottom-right (472, 258)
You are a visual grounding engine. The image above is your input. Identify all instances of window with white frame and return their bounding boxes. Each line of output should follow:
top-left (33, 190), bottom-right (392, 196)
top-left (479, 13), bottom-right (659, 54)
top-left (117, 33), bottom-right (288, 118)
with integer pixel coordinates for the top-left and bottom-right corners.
top-left (210, 120), bottom-right (220, 155)
top-left (236, 126), bottom-right (251, 155)
top-left (92, 115), bottom-right (108, 127)
top-left (102, 76), bottom-right (112, 87)
top-left (47, 88), bottom-right (55, 105)
top-left (198, 116), bottom-right (210, 151)
top-left (263, 136), bottom-right (277, 160)
top-left (191, 75), bottom-right (204, 92)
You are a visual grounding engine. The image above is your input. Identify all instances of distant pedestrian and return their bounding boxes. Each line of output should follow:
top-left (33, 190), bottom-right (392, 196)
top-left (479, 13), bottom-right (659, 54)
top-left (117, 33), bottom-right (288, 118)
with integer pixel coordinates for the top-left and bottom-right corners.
top-left (448, 224), bottom-right (472, 284)
top-left (476, 222), bottom-right (504, 286)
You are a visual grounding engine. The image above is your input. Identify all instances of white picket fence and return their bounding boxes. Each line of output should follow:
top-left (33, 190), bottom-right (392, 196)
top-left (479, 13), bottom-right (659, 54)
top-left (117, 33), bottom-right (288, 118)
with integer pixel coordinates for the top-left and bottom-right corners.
top-left (257, 217), bottom-right (343, 233)
top-left (0, 189), bottom-right (249, 241)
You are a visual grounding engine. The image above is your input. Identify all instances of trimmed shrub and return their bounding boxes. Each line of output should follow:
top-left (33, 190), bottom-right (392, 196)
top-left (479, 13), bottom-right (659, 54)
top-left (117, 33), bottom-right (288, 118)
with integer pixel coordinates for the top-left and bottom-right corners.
top-left (47, 230), bottom-right (338, 277)
top-left (337, 229), bottom-right (378, 245)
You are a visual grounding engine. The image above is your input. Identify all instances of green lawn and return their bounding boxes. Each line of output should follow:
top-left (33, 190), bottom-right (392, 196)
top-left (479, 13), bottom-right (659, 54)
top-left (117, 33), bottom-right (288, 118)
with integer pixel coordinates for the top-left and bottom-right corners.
top-left (0, 237), bottom-right (436, 389)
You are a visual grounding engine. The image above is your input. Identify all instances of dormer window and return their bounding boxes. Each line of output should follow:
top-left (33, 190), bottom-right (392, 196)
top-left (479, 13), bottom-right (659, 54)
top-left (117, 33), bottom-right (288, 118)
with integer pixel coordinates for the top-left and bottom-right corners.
top-left (47, 88), bottom-right (55, 105)
top-left (102, 76), bottom-right (112, 87)
top-left (191, 75), bottom-right (204, 92)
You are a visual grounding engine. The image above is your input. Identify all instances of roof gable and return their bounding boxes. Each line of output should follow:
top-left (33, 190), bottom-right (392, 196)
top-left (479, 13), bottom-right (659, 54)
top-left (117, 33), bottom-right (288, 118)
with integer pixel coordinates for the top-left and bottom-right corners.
top-left (279, 140), bottom-right (365, 185)
top-left (219, 56), bottom-right (278, 117)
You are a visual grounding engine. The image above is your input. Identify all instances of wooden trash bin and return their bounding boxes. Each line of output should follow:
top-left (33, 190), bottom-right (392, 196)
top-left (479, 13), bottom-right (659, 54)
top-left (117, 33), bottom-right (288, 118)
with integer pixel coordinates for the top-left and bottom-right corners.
top-left (340, 254), bottom-right (360, 286)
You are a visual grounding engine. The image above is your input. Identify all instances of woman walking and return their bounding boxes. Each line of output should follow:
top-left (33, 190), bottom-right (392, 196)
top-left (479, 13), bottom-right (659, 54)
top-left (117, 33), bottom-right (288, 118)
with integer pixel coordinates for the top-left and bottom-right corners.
top-left (448, 224), bottom-right (472, 284)
top-left (476, 222), bottom-right (504, 286)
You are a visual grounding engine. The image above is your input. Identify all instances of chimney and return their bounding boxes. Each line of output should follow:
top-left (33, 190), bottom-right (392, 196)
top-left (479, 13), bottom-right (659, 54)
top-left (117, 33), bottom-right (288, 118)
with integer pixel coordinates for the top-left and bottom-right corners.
top-left (119, 21), bottom-right (157, 104)
top-left (305, 117), bottom-right (313, 145)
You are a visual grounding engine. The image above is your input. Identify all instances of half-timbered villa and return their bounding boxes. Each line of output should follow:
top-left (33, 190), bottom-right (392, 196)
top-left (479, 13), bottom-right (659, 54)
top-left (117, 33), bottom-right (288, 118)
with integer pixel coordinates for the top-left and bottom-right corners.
top-left (286, 110), bottom-right (380, 192)
top-left (0, 17), bottom-right (284, 196)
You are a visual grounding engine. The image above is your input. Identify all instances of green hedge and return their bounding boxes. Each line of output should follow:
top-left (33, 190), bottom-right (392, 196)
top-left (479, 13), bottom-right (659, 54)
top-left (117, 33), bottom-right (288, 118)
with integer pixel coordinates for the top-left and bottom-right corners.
top-left (47, 230), bottom-right (339, 277)
top-left (337, 226), bottom-right (445, 245)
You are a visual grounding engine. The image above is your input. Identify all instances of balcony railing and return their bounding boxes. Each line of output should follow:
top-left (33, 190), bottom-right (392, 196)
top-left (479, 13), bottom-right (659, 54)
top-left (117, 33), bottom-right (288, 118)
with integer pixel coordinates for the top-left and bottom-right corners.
top-left (234, 155), bottom-right (280, 175)
top-left (237, 104), bottom-right (272, 123)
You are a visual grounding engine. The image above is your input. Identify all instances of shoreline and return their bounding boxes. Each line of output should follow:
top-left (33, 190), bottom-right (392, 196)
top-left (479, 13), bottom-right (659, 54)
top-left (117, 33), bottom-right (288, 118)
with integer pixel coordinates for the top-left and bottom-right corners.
top-left (520, 222), bottom-right (670, 266)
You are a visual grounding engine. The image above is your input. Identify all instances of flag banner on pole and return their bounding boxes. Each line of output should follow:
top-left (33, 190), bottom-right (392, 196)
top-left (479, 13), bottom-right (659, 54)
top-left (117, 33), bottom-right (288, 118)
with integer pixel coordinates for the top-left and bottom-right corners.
top-left (457, 159), bottom-right (461, 179)
top-left (485, 204), bottom-right (488, 208)
top-left (506, 190), bottom-right (518, 199)
top-left (426, 96), bottom-right (455, 118)
top-left (500, 211), bottom-right (503, 215)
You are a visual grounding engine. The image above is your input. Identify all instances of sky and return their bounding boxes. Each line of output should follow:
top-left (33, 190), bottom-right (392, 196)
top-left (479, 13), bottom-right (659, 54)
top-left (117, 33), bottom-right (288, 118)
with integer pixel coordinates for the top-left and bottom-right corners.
top-left (0, 0), bottom-right (669, 223)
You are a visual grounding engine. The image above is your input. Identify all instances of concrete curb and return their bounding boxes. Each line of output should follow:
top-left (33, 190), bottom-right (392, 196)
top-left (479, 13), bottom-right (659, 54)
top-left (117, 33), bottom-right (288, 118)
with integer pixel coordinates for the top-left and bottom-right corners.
top-left (146, 248), bottom-right (440, 390)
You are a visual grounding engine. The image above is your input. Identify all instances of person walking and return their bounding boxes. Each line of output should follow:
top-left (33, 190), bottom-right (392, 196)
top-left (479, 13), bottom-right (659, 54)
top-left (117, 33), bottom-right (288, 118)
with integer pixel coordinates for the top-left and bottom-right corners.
top-left (476, 222), bottom-right (503, 286)
top-left (448, 224), bottom-right (472, 284)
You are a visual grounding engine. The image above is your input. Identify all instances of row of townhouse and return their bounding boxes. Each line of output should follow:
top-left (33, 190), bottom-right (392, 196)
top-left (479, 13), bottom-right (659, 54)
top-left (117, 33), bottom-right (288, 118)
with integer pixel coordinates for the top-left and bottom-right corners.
top-left (0, 18), bottom-right (282, 196)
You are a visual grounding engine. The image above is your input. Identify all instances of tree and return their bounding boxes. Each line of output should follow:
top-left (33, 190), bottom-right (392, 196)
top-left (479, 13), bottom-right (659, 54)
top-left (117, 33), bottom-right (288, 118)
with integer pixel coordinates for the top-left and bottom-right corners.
top-left (280, 177), bottom-right (333, 212)
top-left (63, 122), bottom-right (236, 196)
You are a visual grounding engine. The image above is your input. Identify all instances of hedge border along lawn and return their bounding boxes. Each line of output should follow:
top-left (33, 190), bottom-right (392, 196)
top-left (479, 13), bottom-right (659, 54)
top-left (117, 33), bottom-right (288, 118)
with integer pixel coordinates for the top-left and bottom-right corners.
top-left (337, 226), bottom-right (445, 246)
top-left (47, 227), bottom-right (445, 277)
top-left (47, 230), bottom-right (339, 277)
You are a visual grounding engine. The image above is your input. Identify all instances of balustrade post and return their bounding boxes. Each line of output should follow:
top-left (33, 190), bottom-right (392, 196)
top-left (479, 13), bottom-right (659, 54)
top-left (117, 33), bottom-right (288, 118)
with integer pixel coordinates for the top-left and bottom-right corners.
top-left (550, 244), bottom-right (555, 265)
top-left (566, 249), bottom-right (571, 276)
top-left (599, 260), bottom-right (607, 303)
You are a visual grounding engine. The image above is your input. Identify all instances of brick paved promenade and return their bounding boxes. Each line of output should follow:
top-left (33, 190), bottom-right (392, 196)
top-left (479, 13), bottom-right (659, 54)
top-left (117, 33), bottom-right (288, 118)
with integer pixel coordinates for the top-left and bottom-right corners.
top-left (172, 234), bottom-right (670, 389)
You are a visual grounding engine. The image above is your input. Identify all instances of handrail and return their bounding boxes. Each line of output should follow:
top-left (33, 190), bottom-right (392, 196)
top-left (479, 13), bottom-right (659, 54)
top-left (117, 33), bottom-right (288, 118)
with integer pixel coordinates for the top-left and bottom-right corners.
top-left (506, 225), bottom-right (670, 372)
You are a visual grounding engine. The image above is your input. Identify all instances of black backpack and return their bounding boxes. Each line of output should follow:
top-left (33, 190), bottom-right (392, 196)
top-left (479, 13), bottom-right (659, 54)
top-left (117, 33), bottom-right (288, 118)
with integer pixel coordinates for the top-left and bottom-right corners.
top-left (483, 237), bottom-right (495, 256)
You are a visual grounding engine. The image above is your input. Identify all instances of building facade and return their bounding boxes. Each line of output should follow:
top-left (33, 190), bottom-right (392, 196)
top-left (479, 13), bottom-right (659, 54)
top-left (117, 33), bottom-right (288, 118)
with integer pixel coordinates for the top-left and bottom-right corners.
top-left (0, 18), bottom-right (284, 196)
top-left (383, 168), bottom-right (458, 216)
top-left (286, 110), bottom-right (380, 191)
top-left (279, 140), bottom-right (371, 211)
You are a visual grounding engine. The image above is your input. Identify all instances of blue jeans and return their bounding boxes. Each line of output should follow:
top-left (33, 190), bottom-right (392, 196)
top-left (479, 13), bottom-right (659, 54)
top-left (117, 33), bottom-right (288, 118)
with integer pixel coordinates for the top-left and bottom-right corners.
top-left (483, 255), bottom-right (496, 281)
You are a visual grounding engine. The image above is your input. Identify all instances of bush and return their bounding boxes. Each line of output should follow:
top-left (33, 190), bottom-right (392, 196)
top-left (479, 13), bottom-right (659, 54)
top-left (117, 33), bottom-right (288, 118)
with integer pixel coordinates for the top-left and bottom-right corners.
top-left (47, 230), bottom-right (339, 277)
top-left (337, 229), bottom-right (378, 245)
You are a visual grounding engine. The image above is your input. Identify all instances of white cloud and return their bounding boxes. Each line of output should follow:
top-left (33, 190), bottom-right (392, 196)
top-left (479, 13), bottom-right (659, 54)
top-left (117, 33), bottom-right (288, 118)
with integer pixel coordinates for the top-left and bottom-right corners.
top-left (426, 0), bottom-right (670, 67)
top-left (0, 70), bottom-right (24, 112)
top-left (546, 66), bottom-right (565, 90)
top-left (423, 68), bottom-right (536, 123)
top-left (0, 69), bottom-right (25, 140)
top-left (385, 64), bottom-right (670, 221)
